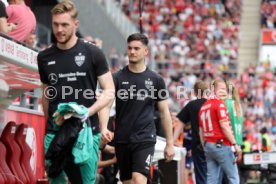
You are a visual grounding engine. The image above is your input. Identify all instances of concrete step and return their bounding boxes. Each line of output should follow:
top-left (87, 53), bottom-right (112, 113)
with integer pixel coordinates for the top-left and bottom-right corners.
top-left (238, 58), bottom-right (259, 64)
top-left (238, 45), bottom-right (260, 51)
top-left (239, 33), bottom-right (260, 39)
top-left (243, 1), bottom-right (262, 6)
top-left (239, 45), bottom-right (259, 50)
top-left (240, 31), bottom-right (260, 36)
top-left (240, 26), bottom-right (261, 31)
top-left (242, 8), bottom-right (261, 13)
top-left (238, 59), bottom-right (259, 65)
top-left (239, 47), bottom-right (259, 51)
top-left (240, 19), bottom-right (261, 25)
top-left (241, 8), bottom-right (261, 14)
top-left (241, 18), bottom-right (261, 23)
top-left (242, 0), bottom-right (262, 7)
top-left (239, 46), bottom-right (259, 50)
top-left (242, 13), bottom-right (262, 19)
top-left (239, 49), bottom-right (259, 55)
top-left (240, 24), bottom-right (261, 28)
top-left (239, 36), bottom-right (260, 41)
top-left (239, 30), bottom-right (261, 35)
top-left (239, 49), bottom-right (259, 56)
top-left (238, 54), bottom-right (259, 58)
top-left (239, 39), bottom-right (259, 43)
top-left (239, 56), bottom-right (259, 60)
top-left (242, 5), bottom-right (261, 10)
top-left (240, 25), bottom-right (261, 29)
top-left (239, 53), bottom-right (259, 58)
top-left (239, 44), bottom-right (259, 49)
top-left (241, 17), bottom-right (261, 22)
top-left (240, 23), bottom-right (259, 27)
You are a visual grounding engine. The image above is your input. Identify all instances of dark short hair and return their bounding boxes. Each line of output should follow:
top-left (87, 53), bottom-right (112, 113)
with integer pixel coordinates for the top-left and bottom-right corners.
top-left (127, 33), bottom-right (148, 46)
top-left (260, 127), bottom-right (267, 134)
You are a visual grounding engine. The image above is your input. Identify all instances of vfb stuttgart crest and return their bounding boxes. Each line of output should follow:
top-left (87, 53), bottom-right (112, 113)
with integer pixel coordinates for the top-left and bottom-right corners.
top-left (75, 53), bottom-right (85, 67)
top-left (145, 79), bottom-right (153, 89)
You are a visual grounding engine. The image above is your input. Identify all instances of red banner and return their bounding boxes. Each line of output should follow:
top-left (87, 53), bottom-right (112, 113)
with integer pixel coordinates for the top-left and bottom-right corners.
top-left (262, 29), bottom-right (276, 44)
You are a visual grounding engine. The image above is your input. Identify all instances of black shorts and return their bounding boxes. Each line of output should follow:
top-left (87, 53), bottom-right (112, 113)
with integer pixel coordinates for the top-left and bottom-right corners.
top-left (115, 142), bottom-right (155, 181)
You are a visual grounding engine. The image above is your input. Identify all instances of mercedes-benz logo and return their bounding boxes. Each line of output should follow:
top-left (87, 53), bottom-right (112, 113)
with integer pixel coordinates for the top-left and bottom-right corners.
top-left (48, 73), bottom-right (58, 85)
top-left (120, 91), bottom-right (128, 101)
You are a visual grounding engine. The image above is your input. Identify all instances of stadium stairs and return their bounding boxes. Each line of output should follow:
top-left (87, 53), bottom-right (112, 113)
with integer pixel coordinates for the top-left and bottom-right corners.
top-left (238, 0), bottom-right (262, 75)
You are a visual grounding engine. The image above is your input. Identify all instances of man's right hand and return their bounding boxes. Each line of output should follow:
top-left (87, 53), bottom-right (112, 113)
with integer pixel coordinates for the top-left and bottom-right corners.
top-left (234, 144), bottom-right (243, 162)
top-left (164, 144), bottom-right (175, 162)
top-left (101, 128), bottom-right (114, 143)
top-left (234, 144), bottom-right (242, 156)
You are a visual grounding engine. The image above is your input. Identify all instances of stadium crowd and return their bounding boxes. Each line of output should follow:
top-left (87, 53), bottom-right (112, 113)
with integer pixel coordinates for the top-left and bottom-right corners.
top-left (261, 0), bottom-right (276, 28)
top-left (1, 0), bottom-right (276, 183)
top-left (120, 0), bottom-right (241, 73)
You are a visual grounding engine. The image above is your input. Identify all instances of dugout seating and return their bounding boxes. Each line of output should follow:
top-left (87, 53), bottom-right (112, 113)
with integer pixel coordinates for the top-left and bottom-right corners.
top-left (14, 123), bottom-right (36, 184)
top-left (0, 121), bottom-right (28, 184)
top-left (0, 141), bottom-right (17, 184)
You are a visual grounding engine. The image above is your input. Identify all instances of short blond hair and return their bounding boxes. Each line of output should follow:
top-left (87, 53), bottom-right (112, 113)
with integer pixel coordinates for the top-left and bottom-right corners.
top-left (51, 0), bottom-right (78, 19)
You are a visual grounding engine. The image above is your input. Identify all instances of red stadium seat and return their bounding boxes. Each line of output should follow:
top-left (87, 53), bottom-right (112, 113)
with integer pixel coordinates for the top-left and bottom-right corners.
top-left (0, 141), bottom-right (16, 184)
top-left (0, 121), bottom-right (28, 184)
top-left (14, 123), bottom-right (36, 184)
top-left (0, 167), bottom-right (5, 184)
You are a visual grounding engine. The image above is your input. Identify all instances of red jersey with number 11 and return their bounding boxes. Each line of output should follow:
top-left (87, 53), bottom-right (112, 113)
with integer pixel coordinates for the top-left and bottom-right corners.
top-left (199, 98), bottom-right (232, 146)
